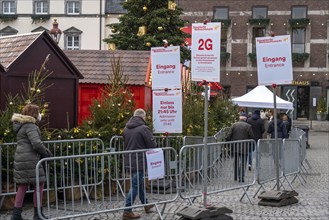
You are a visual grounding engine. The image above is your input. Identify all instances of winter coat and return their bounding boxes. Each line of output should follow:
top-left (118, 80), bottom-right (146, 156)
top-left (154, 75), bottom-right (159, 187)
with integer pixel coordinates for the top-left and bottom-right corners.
top-left (225, 120), bottom-right (254, 154)
top-left (247, 113), bottom-right (265, 141)
top-left (123, 116), bottom-right (158, 171)
top-left (11, 113), bottom-right (52, 184)
top-left (267, 119), bottom-right (288, 139)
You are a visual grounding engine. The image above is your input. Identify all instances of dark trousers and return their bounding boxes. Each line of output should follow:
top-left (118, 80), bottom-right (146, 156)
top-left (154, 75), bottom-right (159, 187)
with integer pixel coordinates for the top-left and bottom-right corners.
top-left (234, 153), bottom-right (248, 181)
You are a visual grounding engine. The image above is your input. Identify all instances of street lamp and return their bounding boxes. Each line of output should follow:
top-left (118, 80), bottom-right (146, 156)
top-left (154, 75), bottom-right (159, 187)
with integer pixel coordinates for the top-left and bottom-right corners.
top-left (49, 19), bottom-right (62, 44)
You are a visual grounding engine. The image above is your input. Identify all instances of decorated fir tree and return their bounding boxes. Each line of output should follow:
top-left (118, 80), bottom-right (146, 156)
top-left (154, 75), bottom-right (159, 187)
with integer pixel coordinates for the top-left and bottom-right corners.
top-left (104, 0), bottom-right (190, 62)
top-left (81, 55), bottom-right (135, 144)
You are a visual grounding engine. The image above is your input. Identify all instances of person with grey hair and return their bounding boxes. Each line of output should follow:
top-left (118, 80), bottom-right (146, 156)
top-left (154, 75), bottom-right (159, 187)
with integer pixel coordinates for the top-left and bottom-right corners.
top-left (122, 108), bottom-right (158, 219)
top-left (225, 112), bottom-right (254, 182)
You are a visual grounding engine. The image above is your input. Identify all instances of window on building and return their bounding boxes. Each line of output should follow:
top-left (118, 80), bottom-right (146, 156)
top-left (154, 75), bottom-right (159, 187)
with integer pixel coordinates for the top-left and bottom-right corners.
top-left (34, 1), bottom-right (49, 14)
top-left (66, 35), bottom-right (80, 50)
top-left (2, 1), bottom-right (16, 14)
top-left (252, 6), bottom-right (267, 19)
top-left (66, 1), bottom-right (80, 15)
top-left (292, 28), bottom-right (305, 53)
top-left (64, 27), bottom-right (82, 50)
top-left (221, 28), bottom-right (228, 52)
top-left (252, 27), bottom-right (265, 53)
top-left (221, 85), bottom-right (231, 98)
top-left (292, 6), bottom-right (307, 19)
top-left (213, 7), bottom-right (228, 20)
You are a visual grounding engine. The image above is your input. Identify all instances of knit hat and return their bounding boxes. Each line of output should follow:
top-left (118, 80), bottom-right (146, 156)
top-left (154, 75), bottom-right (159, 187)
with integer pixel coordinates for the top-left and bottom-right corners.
top-left (239, 112), bottom-right (247, 120)
top-left (254, 110), bottom-right (260, 115)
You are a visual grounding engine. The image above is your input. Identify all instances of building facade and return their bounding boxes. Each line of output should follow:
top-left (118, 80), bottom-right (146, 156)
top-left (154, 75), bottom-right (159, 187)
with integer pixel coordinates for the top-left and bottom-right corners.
top-left (179, 0), bottom-right (329, 120)
top-left (0, 0), bottom-right (122, 50)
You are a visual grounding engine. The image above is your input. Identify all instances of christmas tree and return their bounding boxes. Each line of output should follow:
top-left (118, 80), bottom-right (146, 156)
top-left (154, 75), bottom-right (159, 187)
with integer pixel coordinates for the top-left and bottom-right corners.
top-left (81, 55), bottom-right (135, 144)
top-left (104, 0), bottom-right (191, 62)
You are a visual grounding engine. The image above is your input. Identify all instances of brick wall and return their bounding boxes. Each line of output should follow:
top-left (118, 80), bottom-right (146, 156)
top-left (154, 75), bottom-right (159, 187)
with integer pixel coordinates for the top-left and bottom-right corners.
top-left (179, 0), bottom-right (329, 96)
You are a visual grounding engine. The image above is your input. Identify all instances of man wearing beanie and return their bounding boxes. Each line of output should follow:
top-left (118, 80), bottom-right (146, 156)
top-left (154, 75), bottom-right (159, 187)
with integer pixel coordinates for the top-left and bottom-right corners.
top-left (247, 110), bottom-right (265, 170)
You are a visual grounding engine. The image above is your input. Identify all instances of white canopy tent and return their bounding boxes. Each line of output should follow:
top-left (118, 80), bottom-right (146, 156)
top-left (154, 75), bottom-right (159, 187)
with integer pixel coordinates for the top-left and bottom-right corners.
top-left (232, 85), bottom-right (293, 110)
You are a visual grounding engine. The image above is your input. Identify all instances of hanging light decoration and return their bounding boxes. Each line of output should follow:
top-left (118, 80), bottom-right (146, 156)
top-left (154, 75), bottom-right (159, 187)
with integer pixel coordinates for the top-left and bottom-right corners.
top-left (137, 26), bottom-right (147, 36)
top-left (168, 1), bottom-right (176, 10)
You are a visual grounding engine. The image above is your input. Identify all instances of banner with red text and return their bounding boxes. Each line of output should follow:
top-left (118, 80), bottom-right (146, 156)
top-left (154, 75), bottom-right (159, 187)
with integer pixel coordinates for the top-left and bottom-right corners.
top-left (191, 22), bottom-right (221, 82)
top-left (256, 35), bottom-right (293, 85)
top-left (146, 148), bottom-right (164, 180)
top-left (151, 46), bottom-right (181, 90)
top-left (153, 90), bottom-right (182, 133)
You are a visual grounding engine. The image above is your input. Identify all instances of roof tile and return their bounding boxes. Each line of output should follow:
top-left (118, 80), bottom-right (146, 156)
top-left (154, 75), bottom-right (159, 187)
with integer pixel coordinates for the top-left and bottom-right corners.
top-left (0, 33), bottom-right (41, 69)
top-left (64, 50), bottom-right (150, 85)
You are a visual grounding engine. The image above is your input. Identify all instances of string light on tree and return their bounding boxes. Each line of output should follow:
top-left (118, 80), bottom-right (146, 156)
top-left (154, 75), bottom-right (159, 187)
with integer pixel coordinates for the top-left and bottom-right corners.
top-left (143, 5), bottom-right (147, 11)
top-left (146, 42), bottom-right (151, 47)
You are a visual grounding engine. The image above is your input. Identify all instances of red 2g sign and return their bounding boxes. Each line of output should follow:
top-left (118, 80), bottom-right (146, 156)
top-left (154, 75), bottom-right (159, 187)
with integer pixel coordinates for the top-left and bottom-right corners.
top-left (198, 38), bottom-right (213, 50)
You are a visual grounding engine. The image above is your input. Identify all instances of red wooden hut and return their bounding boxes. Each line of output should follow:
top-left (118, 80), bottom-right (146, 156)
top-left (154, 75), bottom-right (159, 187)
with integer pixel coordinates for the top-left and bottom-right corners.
top-left (64, 50), bottom-right (152, 124)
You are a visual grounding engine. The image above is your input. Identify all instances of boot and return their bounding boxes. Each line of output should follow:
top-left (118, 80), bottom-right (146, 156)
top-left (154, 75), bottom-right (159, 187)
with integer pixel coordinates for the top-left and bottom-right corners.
top-left (33, 207), bottom-right (48, 220)
top-left (10, 207), bottom-right (24, 220)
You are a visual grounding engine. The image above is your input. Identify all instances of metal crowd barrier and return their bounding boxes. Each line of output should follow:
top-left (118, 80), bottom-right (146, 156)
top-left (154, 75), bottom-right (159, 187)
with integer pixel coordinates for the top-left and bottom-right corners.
top-left (290, 128), bottom-right (312, 174)
top-left (214, 127), bottom-right (230, 142)
top-left (281, 139), bottom-right (303, 188)
top-left (0, 138), bottom-right (104, 209)
top-left (109, 135), bottom-right (183, 152)
top-left (254, 139), bottom-right (283, 197)
top-left (35, 147), bottom-right (178, 220)
top-left (179, 140), bottom-right (257, 204)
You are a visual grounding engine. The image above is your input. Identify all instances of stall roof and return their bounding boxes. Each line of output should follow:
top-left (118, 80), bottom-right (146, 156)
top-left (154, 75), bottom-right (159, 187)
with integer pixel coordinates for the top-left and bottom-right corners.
top-left (64, 50), bottom-right (150, 86)
top-left (232, 85), bottom-right (293, 110)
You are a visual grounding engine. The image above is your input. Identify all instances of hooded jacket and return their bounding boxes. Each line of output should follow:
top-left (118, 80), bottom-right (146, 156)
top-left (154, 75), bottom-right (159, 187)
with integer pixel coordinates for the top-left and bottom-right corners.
top-left (123, 116), bottom-right (157, 171)
top-left (247, 113), bottom-right (265, 141)
top-left (11, 113), bottom-right (52, 184)
top-left (267, 118), bottom-right (288, 139)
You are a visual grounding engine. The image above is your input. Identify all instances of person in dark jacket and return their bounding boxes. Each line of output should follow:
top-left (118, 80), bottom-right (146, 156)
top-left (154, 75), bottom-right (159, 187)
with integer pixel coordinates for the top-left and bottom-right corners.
top-left (226, 113), bottom-right (254, 182)
top-left (11, 104), bottom-right (53, 220)
top-left (267, 113), bottom-right (289, 138)
top-left (122, 108), bottom-right (158, 220)
top-left (246, 110), bottom-right (265, 170)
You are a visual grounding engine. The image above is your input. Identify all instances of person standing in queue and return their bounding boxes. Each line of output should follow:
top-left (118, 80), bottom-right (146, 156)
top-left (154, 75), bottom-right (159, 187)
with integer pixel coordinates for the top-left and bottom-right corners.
top-left (11, 104), bottom-right (53, 220)
top-left (225, 112), bottom-right (254, 183)
top-left (246, 110), bottom-right (265, 170)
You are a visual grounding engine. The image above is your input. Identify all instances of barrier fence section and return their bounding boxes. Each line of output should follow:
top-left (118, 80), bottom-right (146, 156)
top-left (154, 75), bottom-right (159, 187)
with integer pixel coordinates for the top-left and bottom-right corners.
top-left (255, 139), bottom-right (283, 196)
top-left (281, 139), bottom-right (303, 188)
top-left (214, 127), bottom-right (230, 142)
top-left (0, 138), bottom-right (104, 209)
top-left (289, 127), bottom-right (311, 178)
top-left (36, 147), bottom-right (178, 220)
top-left (109, 136), bottom-right (183, 152)
top-left (179, 140), bottom-right (257, 204)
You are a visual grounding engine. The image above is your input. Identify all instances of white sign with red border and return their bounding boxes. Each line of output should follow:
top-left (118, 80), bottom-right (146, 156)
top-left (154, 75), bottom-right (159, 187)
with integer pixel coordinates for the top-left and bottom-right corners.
top-left (152, 90), bottom-right (182, 133)
top-left (191, 22), bottom-right (221, 82)
top-left (146, 148), bottom-right (165, 180)
top-left (151, 46), bottom-right (181, 90)
top-left (256, 35), bottom-right (293, 85)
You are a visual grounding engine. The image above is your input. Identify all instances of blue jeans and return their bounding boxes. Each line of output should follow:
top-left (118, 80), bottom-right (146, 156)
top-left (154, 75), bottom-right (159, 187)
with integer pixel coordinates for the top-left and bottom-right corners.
top-left (124, 170), bottom-right (147, 212)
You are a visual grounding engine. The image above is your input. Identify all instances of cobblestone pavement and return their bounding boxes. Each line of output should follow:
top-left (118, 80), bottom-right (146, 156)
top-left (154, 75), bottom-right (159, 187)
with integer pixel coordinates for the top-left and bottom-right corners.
top-left (1, 131), bottom-right (328, 220)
